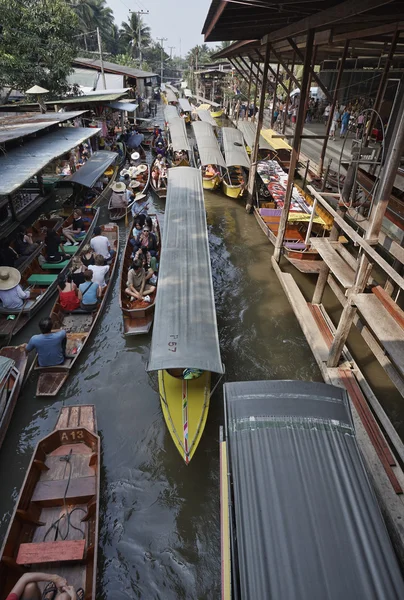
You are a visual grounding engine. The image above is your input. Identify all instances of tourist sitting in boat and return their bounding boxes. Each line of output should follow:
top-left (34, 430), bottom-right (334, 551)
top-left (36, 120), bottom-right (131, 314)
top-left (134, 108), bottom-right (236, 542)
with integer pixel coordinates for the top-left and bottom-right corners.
top-left (0, 240), bottom-right (24, 268)
top-left (57, 273), bottom-right (80, 312)
top-left (80, 245), bottom-right (95, 269)
top-left (131, 219), bottom-right (144, 247)
top-left (45, 229), bottom-right (67, 263)
top-left (134, 247), bottom-right (158, 278)
top-left (90, 227), bottom-right (114, 262)
top-left (4, 571), bottom-right (76, 600)
top-left (89, 254), bottom-right (109, 288)
top-left (14, 228), bottom-right (38, 256)
top-left (0, 267), bottom-right (35, 310)
top-left (110, 182), bottom-right (129, 209)
top-left (78, 269), bottom-right (101, 311)
top-left (125, 258), bottom-right (156, 303)
top-left (62, 209), bottom-right (86, 246)
top-left (26, 317), bottom-right (67, 367)
top-left (204, 164), bottom-right (217, 179)
top-left (132, 225), bottom-right (157, 256)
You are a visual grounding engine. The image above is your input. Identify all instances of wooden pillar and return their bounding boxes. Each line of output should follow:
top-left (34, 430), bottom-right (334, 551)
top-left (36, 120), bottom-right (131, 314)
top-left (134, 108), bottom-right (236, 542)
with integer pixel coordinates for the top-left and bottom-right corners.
top-left (252, 68), bottom-right (260, 123)
top-left (283, 53), bottom-right (296, 135)
top-left (327, 87), bottom-right (404, 367)
top-left (273, 30), bottom-right (314, 262)
top-left (8, 194), bottom-right (16, 221)
top-left (245, 62), bottom-right (253, 121)
top-left (319, 40), bottom-right (349, 176)
top-left (270, 62), bottom-right (281, 126)
top-left (245, 41), bottom-right (271, 212)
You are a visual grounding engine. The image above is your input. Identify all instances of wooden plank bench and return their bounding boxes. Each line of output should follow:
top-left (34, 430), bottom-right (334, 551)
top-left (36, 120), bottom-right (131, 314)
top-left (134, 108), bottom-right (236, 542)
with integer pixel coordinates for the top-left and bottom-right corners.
top-left (27, 274), bottom-right (58, 286)
top-left (32, 476), bottom-right (95, 506)
top-left (16, 540), bottom-right (85, 565)
top-left (310, 238), bottom-right (355, 288)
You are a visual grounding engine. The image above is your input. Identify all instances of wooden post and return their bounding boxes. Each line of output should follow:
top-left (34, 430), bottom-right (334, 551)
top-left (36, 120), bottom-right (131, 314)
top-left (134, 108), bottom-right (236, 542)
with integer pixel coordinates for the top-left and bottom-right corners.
top-left (270, 62), bottom-right (281, 127)
top-left (245, 41), bottom-right (271, 213)
top-left (273, 30), bottom-right (314, 262)
top-left (283, 53), bottom-right (296, 135)
top-left (319, 40), bottom-right (349, 176)
top-left (252, 68), bottom-right (260, 123)
top-left (245, 61), bottom-right (253, 121)
top-left (327, 87), bottom-right (404, 367)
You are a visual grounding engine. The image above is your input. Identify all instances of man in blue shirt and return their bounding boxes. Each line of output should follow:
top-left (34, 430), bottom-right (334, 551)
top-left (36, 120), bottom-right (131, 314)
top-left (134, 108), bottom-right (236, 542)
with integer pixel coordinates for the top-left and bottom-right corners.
top-left (26, 318), bottom-right (67, 367)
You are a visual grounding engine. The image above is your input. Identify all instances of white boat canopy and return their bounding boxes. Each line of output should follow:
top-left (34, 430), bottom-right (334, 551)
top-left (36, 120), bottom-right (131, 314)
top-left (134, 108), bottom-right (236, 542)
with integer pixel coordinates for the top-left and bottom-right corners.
top-left (237, 121), bottom-right (272, 151)
top-left (195, 95), bottom-right (220, 108)
top-left (222, 127), bottom-right (250, 169)
top-left (165, 89), bottom-right (178, 104)
top-left (192, 121), bottom-right (226, 168)
top-left (168, 117), bottom-right (191, 153)
top-left (69, 150), bottom-right (118, 188)
top-left (164, 105), bottom-right (178, 125)
top-left (178, 98), bottom-right (193, 112)
top-left (196, 109), bottom-right (217, 127)
top-left (184, 88), bottom-right (193, 98)
top-left (148, 167), bottom-right (223, 374)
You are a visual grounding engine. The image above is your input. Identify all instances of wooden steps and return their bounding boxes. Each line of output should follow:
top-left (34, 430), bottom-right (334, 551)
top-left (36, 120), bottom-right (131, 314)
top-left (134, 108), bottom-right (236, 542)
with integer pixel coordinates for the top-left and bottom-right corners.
top-left (310, 238), bottom-right (355, 288)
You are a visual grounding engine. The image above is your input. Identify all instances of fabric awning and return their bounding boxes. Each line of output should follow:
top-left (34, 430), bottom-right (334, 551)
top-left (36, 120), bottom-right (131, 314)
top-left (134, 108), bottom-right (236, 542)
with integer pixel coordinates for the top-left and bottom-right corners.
top-left (68, 150), bottom-right (118, 188)
top-left (222, 127), bottom-right (250, 169)
top-left (148, 167), bottom-right (223, 374)
top-left (196, 109), bottom-right (217, 127)
top-left (192, 121), bottom-right (226, 168)
top-left (0, 127), bottom-right (101, 196)
top-left (237, 121), bottom-right (272, 151)
top-left (109, 101), bottom-right (138, 112)
top-left (164, 105), bottom-right (178, 125)
top-left (168, 117), bottom-right (191, 152)
top-left (178, 98), bottom-right (192, 112)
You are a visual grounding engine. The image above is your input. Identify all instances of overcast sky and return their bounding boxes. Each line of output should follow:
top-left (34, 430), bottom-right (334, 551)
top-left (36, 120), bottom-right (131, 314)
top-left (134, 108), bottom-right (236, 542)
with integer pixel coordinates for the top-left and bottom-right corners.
top-left (107, 0), bottom-right (217, 56)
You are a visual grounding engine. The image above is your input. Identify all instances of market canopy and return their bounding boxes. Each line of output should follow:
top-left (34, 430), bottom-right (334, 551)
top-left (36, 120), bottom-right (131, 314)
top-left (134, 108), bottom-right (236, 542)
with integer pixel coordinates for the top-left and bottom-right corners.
top-left (222, 127), bottom-right (250, 169)
top-left (192, 121), bottom-right (226, 168)
top-left (148, 167), bottom-right (223, 374)
top-left (0, 127), bottom-right (101, 196)
top-left (196, 109), bottom-right (217, 127)
top-left (69, 151), bottom-right (118, 188)
top-left (261, 128), bottom-right (292, 151)
top-left (178, 98), bottom-right (192, 112)
top-left (109, 101), bottom-right (138, 112)
top-left (164, 105), bottom-right (179, 125)
top-left (168, 117), bottom-right (191, 153)
top-left (184, 89), bottom-right (193, 98)
top-left (237, 121), bottom-right (272, 151)
top-left (224, 379), bottom-right (404, 599)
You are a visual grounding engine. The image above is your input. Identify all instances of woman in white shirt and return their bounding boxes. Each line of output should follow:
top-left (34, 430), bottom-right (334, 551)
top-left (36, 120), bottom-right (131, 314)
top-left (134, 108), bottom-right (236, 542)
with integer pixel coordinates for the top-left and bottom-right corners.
top-left (88, 254), bottom-right (110, 288)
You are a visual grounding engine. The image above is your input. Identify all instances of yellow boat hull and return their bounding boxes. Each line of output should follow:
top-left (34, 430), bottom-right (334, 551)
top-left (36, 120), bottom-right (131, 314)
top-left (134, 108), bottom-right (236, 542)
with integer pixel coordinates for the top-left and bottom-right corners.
top-left (222, 180), bottom-right (244, 198)
top-left (158, 370), bottom-right (211, 464)
top-left (211, 108), bottom-right (223, 118)
top-left (203, 174), bottom-right (221, 190)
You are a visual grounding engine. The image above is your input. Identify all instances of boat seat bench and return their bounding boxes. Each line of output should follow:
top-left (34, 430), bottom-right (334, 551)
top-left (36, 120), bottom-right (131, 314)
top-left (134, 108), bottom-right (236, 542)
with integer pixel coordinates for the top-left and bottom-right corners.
top-left (40, 260), bottom-right (70, 270)
top-left (60, 246), bottom-right (77, 255)
top-left (16, 540), bottom-right (85, 565)
top-left (27, 274), bottom-right (58, 286)
top-left (32, 476), bottom-right (95, 506)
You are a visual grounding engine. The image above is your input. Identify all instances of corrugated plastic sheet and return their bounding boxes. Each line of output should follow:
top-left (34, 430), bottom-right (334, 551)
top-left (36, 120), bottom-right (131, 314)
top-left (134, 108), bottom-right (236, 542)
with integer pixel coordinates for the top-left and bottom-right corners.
top-left (196, 95), bottom-right (220, 108)
top-left (164, 105), bottom-right (179, 126)
top-left (109, 101), bottom-right (138, 112)
top-left (168, 118), bottom-right (191, 153)
top-left (178, 98), bottom-right (193, 112)
top-left (69, 151), bottom-right (118, 188)
top-left (0, 127), bottom-right (101, 195)
top-left (222, 127), bottom-right (250, 169)
top-left (237, 120), bottom-right (272, 151)
top-left (196, 109), bottom-right (217, 127)
top-left (0, 111), bottom-right (86, 144)
top-left (224, 380), bottom-right (404, 599)
top-left (192, 121), bottom-right (226, 168)
top-left (148, 167), bottom-right (223, 374)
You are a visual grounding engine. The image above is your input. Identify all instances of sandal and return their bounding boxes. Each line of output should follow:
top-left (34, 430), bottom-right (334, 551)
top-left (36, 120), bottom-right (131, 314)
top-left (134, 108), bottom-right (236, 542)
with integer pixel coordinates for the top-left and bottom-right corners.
top-left (42, 582), bottom-right (57, 600)
top-left (76, 588), bottom-right (85, 600)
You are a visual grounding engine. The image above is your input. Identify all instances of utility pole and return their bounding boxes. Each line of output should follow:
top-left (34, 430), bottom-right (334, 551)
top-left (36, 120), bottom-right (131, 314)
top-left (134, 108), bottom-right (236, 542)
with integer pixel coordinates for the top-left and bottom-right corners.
top-left (96, 27), bottom-right (106, 90)
top-left (130, 10), bottom-right (149, 70)
top-left (168, 46), bottom-right (175, 59)
top-left (157, 37), bottom-right (167, 83)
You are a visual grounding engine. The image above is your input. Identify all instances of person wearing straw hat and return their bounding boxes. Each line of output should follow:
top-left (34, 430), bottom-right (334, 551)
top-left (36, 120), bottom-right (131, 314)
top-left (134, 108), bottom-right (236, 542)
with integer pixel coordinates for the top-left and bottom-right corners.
top-left (131, 192), bottom-right (149, 220)
top-left (0, 267), bottom-right (34, 310)
top-left (110, 182), bottom-right (130, 209)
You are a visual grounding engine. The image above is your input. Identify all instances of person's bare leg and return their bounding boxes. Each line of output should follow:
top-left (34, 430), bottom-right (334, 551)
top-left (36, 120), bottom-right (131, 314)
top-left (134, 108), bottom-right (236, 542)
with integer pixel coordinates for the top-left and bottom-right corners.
top-left (125, 287), bottom-right (142, 300)
top-left (62, 229), bottom-right (75, 243)
top-left (21, 582), bottom-right (41, 600)
top-left (55, 593), bottom-right (75, 600)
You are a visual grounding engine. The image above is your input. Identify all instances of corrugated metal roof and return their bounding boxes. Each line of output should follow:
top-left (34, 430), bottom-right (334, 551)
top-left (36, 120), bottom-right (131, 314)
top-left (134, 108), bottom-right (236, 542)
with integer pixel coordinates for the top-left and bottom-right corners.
top-left (73, 57), bottom-right (158, 79)
top-left (54, 92), bottom-right (127, 105)
top-left (147, 167), bottom-right (223, 374)
top-left (195, 95), bottom-right (220, 108)
top-left (165, 89), bottom-right (178, 104)
top-left (168, 117), bottom-right (191, 152)
top-left (68, 151), bottom-right (117, 188)
top-left (224, 380), bottom-right (404, 599)
top-left (0, 127), bottom-right (100, 195)
top-left (237, 120), bottom-right (272, 151)
top-left (0, 111), bottom-right (86, 144)
top-left (222, 127), bottom-right (250, 169)
top-left (192, 121), bottom-right (226, 168)
top-left (196, 109), bottom-right (217, 127)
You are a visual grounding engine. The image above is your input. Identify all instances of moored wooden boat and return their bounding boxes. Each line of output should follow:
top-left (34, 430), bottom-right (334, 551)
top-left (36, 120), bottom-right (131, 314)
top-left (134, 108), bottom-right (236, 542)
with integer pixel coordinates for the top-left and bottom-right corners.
top-left (35, 224), bottom-right (119, 396)
top-left (0, 208), bottom-right (99, 339)
top-left (192, 121), bottom-right (226, 191)
top-left (222, 167), bottom-right (247, 198)
top-left (0, 404), bottom-right (100, 600)
top-left (119, 215), bottom-right (160, 335)
top-left (221, 127), bottom-right (250, 199)
top-left (166, 116), bottom-right (192, 167)
top-left (0, 345), bottom-right (28, 449)
top-left (150, 157), bottom-right (168, 200)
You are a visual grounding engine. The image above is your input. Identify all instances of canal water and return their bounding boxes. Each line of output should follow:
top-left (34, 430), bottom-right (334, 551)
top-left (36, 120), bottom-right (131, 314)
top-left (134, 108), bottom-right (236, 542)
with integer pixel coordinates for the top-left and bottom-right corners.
top-left (0, 110), bottom-right (402, 599)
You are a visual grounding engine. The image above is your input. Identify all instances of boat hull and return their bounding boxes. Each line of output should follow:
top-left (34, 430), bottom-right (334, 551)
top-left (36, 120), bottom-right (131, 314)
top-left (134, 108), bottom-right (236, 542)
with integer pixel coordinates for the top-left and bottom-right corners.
top-left (222, 180), bottom-right (244, 199)
top-left (0, 345), bottom-right (27, 449)
top-left (203, 174), bottom-right (221, 190)
top-left (211, 108), bottom-right (223, 118)
top-left (158, 370), bottom-right (211, 464)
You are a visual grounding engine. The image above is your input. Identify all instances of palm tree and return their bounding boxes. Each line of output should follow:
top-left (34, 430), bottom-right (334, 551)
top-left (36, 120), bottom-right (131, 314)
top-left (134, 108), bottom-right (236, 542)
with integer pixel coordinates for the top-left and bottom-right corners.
top-left (119, 13), bottom-right (151, 60)
top-left (67, 0), bottom-right (114, 51)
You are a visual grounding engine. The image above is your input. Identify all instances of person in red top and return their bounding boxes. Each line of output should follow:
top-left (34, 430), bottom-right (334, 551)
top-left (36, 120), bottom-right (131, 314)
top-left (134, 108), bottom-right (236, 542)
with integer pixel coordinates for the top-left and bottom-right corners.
top-left (6, 572), bottom-right (78, 599)
top-left (57, 274), bottom-right (80, 312)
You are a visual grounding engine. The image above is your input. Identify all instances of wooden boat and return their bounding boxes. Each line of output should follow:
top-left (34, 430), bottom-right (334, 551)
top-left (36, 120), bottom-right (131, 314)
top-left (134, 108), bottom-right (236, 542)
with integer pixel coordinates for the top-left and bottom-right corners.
top-left (178, 99), bottom-right (193, 124)
top-left (0, 404), bottom-right (100, 600)
top-left (192, 121), bottom-right (226, 191)
top-left (151, 131), bottom-right (168, 156)
top-left (167, 117), bottom-right (191, 167)
top-left (0, 345), bottom-right (27, 449)
top-left (109, 155), bottom-right (150, 221)
top-left (150, 157), bottom-right (168, 200)
top-left (126, 143), bottom-right (146, 162)
top-left (119, 215), bottom-right (160, 335)
top-left (221, 127), bottom-right (250, 199)
top-left (198, 102), bottom-right (223, 119)
top-left (147, 168), bottom-right (224, 464)
top-left (222, 167), bottom-right (248, 198)
top-left (0, 208), bottom-right (99, 339)
top-left (35, 224), bottom-right (119, 396)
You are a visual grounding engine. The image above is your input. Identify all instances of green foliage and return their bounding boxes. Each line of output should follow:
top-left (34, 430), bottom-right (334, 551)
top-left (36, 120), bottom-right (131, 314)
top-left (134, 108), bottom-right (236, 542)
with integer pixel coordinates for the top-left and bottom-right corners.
top-left (119, 12), bottom-right (151, 59)
top-left (67, 0), bottom-right (114, 52)
top-left (0, 0), bottom-right (78, 96)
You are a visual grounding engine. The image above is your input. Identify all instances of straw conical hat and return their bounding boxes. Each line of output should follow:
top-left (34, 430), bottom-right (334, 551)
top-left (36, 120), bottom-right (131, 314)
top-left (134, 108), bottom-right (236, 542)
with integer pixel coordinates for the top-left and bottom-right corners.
top-left (0, 267), bottom-right (21, 290)
top-left (112, 182), bottom-right (126, 193)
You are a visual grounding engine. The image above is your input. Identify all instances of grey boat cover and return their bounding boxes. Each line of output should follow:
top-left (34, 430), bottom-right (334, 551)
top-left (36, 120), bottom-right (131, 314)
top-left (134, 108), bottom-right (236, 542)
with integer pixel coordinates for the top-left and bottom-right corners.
top-left (222, 127), bottom-right (250, 169)
top-left (164, 105), bottom-right (178, 125)
top-left (69, 151), bottom-right (118, 188)
top-left (109, 101), bottom-right (138, 112)
top-left (224, 379), bottom-right (404, 600)
top-left (196, 109), bottom-right (217, 127)
top-left (148, 167), bottom-right (223, 374)
top-left (0, 355), bottom-right (14, 382)
top-left (178, 98), bottom-right (192, 112)
top-left (195, 95), bottom-right (220, 108)
top-left (165, 89), bottom-right (178, 104)
top-left (184, 88), bottom-right (193, 98)
top-left (192, 121), bottom-right (226, 168)
top-left (237, 120), bottom-right (272, 151)
top-left (166, 83), bottom-right (180, 95)
top-left (168, 117), bottom-right (191, 153)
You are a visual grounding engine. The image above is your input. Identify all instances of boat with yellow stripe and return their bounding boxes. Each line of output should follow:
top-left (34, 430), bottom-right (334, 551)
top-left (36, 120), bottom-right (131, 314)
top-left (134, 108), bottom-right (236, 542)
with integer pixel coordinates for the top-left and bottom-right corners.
top-left (221, 127), bottom-right (250, 199)
top-left (195, 95), bottom-right (224, 118)
top-left (237, 120), bottom-right (272, 160)
top-left (261, 128), bottom-right (292, 170)
top-left (147, 167), bottom-right (224, 464)
top-left (192, 121), bottom-right (226, 191)
top-left (178, 98), bottom-right (193, 124)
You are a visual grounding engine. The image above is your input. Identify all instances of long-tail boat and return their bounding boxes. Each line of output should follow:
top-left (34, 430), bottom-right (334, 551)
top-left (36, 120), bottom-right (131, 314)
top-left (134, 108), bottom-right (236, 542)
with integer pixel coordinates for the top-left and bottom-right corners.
top-left (0, 345), bottom-right (27, 449)
top-left (221, 127), bottom-right (250, 199)
top-left (35, 224), bottom-right (119, 397)
top-left (0, 404), bottom-right (100, 600)
top-left (167, 117), bottom-right (191, 167)
top-left (192, 121), bottom-right (226, 191)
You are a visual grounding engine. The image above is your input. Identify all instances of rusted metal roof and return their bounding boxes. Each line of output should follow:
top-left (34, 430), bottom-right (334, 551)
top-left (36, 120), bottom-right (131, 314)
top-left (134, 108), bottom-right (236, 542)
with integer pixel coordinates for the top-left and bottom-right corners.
top-left (0, 111), bottom-right (86, 145)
